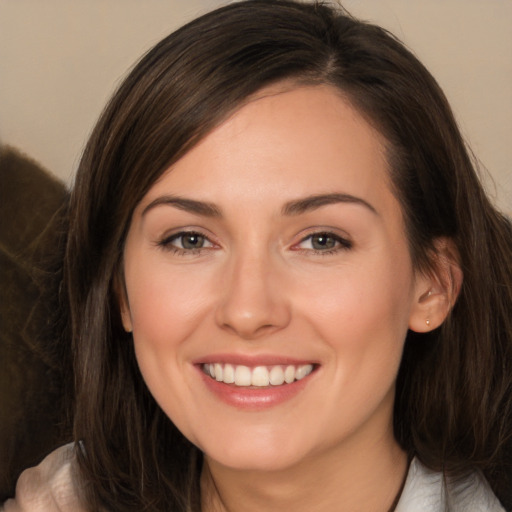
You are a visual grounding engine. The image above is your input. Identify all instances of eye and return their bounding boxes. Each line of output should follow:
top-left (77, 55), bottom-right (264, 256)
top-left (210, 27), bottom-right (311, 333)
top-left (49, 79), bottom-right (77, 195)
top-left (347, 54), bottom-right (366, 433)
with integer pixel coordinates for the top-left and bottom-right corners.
top-left (158, 231), bottom-right (215, 253)
top-left (296, 232), bottom-right (352, 253)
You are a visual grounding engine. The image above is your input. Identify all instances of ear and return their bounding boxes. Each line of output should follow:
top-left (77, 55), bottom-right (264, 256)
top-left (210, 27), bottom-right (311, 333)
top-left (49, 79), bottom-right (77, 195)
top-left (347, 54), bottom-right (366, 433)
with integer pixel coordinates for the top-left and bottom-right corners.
top-left (408, 238), bottom-right (463, 333)
top-left (114, 272), bottom-right (133, 333)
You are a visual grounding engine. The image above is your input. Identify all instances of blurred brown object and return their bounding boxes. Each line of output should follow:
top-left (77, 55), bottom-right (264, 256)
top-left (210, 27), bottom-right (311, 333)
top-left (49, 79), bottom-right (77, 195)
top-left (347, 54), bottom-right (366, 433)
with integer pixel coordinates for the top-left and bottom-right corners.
top-left (0, 146), bottom-right (71, 500)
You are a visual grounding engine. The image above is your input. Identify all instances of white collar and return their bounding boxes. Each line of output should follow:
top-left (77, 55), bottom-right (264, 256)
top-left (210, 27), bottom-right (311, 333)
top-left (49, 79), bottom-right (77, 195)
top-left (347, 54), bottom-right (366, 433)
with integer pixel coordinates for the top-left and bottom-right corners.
top-left (395, 457), bottom-right (505, 511)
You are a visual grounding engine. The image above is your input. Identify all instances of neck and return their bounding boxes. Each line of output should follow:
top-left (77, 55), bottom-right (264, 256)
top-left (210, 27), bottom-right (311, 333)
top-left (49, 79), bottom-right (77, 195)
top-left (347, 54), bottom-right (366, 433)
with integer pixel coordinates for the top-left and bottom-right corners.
top-left (200, 426), bottom-right (408, 512)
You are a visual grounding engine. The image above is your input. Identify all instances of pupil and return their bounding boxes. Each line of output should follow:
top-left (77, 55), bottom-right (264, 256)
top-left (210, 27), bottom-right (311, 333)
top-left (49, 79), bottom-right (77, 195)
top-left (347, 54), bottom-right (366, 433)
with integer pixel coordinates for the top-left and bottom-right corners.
top-left (183, 234), bottom-right (203, 249)
top-left (312, 234), bottom-right (335, 250)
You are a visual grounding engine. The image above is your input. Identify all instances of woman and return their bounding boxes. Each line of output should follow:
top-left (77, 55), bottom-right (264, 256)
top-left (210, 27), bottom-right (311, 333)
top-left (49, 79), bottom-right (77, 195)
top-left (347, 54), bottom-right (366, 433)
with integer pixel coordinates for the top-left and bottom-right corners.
top-left (3, 1), bottom-right (512, 510)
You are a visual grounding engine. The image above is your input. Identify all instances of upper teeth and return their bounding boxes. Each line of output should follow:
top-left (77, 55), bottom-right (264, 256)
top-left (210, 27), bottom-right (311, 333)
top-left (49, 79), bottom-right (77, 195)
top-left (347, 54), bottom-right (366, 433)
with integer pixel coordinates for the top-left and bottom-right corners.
top-left (203, 363), bottom-right (314, 387)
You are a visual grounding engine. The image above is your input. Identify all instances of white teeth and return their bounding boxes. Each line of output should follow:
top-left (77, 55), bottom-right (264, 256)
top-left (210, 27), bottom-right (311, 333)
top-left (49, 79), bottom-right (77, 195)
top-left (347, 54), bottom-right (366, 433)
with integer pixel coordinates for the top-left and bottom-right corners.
top-left (234, 365), bottom-right (252, 386)
top-left (223, 363), bottom-right (235, 384)
top-left (203, 363), bottom-right (314, 387)
top-left (295, 365), bottom-right (311, 380)
top-left (269, 366), bottom-right (285, 385)
top-left (284, 365), bottom-right (295, 383)
top-left (251, 366), bottom-right (269, 387)
top-left (214, 363), bottom-right (223, 381)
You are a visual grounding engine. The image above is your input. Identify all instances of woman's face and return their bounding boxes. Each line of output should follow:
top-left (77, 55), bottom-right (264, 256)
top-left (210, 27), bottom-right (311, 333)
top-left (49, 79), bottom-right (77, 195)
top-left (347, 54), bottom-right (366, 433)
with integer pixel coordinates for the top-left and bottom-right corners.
top-left (120, 85), bottom-right (428, 472)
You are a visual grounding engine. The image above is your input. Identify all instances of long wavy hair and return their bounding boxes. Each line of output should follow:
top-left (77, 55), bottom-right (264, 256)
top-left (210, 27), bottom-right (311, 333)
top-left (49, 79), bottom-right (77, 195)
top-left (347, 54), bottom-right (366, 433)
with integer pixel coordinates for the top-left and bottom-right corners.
top-left (64, 1), bottom-right (512, 510)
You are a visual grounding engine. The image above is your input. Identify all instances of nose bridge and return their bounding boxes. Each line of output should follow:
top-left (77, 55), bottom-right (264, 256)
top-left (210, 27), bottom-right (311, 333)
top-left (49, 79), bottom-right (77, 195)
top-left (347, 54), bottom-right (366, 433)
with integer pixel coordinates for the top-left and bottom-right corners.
top-left (215, 240), bottom-right (290, 339)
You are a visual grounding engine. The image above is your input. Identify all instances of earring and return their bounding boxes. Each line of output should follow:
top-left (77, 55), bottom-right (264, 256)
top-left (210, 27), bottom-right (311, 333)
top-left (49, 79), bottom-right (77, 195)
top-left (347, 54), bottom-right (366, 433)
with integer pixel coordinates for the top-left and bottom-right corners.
top-left (425, 319), bottom-right (431, 326)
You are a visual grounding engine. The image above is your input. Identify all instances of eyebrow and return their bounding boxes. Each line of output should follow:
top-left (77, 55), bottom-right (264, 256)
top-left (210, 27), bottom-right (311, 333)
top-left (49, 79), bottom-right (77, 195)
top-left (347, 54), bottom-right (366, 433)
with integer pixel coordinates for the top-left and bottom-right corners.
top-left (282, 193), bottom-right (378, 216)
top-left (142, 196), bottom-right (222, 218)
top-left (141, 192), bottom-right (377, 218)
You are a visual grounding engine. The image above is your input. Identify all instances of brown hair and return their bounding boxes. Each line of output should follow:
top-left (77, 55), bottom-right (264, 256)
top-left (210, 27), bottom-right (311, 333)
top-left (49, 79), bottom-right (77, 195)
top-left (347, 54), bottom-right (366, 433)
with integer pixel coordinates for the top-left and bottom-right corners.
top-left (65, 1), bottom-right (512, 510)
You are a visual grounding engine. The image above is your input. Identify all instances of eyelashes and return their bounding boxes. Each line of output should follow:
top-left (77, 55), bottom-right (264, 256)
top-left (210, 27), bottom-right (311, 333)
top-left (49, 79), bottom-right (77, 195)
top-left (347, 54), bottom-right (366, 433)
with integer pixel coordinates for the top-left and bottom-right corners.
top-left (157, 231), bottom-right (215, 255)
top-left (156, 229), bottom-right (352, 256)
top-left (294, 232), bottom-right (352, 254)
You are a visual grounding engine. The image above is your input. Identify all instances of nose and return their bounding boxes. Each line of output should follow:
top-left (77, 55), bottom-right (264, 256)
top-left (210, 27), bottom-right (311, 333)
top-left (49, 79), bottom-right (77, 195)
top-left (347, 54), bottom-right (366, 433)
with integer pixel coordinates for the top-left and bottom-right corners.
top-left (214, 249), bottom-right (291, 340)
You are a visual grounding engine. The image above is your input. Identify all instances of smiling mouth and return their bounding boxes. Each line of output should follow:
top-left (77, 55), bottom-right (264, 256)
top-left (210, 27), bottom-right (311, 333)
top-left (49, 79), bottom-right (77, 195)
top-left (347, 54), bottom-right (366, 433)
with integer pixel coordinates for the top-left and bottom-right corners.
top-left (202, 363), bottom-right (314, 387)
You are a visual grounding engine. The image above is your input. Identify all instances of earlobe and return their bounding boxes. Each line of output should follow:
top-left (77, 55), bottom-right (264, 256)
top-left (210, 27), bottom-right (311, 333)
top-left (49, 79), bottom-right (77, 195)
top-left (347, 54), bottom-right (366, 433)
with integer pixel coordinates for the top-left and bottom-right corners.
top-left (408, 238), bottom-right (463, 333)
top-left (120, 299), bottom-right (133, 333)
top-left (114, 273), bottom-right (133, 333)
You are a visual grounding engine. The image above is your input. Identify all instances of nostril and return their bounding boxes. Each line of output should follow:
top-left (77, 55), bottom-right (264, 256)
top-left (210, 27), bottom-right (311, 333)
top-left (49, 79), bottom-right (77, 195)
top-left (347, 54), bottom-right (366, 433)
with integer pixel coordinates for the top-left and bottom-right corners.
top-left (219, 321), bottom-right (278, 340)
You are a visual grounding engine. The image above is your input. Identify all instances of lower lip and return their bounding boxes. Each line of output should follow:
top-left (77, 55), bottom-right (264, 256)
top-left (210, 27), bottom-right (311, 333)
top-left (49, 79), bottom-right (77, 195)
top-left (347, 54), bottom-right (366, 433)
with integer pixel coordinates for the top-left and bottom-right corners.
top-left (197, 367), bottom-right (315, 410)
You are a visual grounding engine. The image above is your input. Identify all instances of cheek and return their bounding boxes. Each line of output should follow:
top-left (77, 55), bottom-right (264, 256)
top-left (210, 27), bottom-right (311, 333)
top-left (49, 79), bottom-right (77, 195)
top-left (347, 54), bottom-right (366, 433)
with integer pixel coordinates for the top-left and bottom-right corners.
top-left (296, 252), bottom-right (414, 387)
top-left (124, 263), bottom-right (214, 432)
top-left (300, 256), bottom-right (414, 339)
top-left (123, 256), bottom-right (215, 400)
top-left (126, 258), bottom-right (212, 345)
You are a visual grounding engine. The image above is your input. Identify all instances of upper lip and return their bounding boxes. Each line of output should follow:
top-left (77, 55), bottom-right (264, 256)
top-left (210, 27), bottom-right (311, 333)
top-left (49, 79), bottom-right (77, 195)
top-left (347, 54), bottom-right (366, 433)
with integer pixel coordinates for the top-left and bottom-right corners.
top-left (192, 353), bottom-right (319, 367)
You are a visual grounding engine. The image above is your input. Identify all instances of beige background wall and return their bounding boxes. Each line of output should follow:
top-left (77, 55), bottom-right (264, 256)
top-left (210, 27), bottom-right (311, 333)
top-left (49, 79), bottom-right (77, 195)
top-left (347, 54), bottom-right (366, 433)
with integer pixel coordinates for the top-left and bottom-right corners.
top-left (1, 0), bottom-right (511, 211)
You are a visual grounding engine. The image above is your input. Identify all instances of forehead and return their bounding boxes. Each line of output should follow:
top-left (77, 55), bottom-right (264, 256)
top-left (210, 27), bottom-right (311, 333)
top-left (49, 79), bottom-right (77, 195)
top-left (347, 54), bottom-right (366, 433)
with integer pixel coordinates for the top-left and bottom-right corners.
top-left (139, 84), bottom-right (398, 220)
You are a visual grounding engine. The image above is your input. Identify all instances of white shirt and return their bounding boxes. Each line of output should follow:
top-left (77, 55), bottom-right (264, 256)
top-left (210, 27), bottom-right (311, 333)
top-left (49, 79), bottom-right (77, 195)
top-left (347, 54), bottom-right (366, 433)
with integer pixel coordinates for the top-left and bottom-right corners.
top-left (396, 457), bottom-right (505, 511)
top-left (1, 444), bottom-right (506, 511)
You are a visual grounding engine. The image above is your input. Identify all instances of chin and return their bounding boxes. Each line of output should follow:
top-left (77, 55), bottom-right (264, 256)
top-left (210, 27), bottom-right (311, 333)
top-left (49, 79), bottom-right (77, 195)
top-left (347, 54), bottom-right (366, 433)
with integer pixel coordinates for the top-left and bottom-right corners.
top-left (196, 424), bottom-right (323, 473)
top-left (206, 445), bottom-right (306, 473)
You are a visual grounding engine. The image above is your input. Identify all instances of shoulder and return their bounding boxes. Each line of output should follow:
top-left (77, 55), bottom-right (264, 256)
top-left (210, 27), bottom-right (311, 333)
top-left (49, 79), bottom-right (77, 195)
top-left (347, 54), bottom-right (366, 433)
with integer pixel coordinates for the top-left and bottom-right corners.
top-left (395, 458), bottom-right (506, 512)
top-left (1, 444), bottom-right (87, 512)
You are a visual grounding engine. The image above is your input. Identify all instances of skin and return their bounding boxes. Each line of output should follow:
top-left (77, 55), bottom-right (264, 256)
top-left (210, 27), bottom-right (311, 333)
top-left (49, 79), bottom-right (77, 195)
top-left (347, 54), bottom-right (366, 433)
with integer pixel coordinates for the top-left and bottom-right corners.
top-left (120, 84), bottom-right (454, 511)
